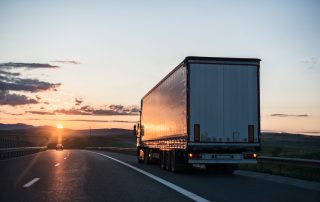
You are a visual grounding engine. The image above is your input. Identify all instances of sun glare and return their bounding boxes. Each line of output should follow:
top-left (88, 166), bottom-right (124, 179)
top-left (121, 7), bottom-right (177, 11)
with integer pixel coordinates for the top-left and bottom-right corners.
top-left (57, 124), bottom-right (64, 129)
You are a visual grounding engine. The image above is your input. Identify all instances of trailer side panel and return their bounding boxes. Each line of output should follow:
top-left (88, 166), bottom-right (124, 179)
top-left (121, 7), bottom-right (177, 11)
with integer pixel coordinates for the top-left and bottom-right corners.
top-left (140, 65), bottom-right (187, 149)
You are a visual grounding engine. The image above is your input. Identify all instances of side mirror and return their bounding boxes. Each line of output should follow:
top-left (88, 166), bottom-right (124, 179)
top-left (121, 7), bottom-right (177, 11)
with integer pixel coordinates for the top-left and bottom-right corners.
top-left (133, 125), bottom-right (137, 136)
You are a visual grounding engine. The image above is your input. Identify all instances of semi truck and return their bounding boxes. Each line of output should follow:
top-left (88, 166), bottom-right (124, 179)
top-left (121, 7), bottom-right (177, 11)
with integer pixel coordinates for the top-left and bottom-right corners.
top-left (133, 56), bottom-right (261, 173)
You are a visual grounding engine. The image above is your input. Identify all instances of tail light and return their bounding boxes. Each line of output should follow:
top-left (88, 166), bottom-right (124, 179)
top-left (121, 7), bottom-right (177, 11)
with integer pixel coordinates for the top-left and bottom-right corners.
top-left (188, 153), bottom-right (201, 159)
top-left (244, 153), bottom-right (257, 159)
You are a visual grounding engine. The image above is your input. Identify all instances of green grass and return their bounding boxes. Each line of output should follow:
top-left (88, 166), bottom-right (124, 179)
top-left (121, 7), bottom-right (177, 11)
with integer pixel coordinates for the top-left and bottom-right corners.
top-left (240, 163), bottom-right (320, 182)
top-left (260, 133), bottom-right (320, 160)
top-left (240, 133), bottom-right (320, 181)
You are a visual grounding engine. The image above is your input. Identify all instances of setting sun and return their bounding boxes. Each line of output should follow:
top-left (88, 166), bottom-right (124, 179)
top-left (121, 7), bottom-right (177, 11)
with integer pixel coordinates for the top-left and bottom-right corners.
top-left (57, 124), bottom-right (64, 129)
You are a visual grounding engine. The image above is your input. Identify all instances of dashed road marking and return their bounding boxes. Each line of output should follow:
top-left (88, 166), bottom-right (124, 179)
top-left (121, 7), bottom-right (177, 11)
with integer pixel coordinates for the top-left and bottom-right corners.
top-left (90, 151), bottom-right (210, 202)
top-left (23, 178), bottom-right (40, 188)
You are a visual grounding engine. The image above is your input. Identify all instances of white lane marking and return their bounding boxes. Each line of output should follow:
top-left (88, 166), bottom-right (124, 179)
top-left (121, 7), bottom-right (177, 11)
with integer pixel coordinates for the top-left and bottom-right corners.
top-left (90, 151), bottom-right (210, 202)
top-left (23, 178), bottom-right (40, 188)
top-left (54, 163), bottom-right (60, 167)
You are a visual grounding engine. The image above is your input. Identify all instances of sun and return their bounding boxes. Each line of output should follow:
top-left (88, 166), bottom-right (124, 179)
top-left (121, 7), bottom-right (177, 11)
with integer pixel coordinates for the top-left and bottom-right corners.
top-left (57, 124), bottom-right (64, 129)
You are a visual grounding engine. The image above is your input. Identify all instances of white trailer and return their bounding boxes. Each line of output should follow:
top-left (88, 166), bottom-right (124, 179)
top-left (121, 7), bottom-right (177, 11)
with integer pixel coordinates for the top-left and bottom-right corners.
top-left (134, 56), bottom-right (261, 173)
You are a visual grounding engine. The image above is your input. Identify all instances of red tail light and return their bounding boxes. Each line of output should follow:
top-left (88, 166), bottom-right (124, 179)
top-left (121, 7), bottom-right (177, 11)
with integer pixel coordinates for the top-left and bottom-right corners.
top-left (244, 153), bottom-right (257, 159)
top-left (188, 153), bottom-right (201, 159)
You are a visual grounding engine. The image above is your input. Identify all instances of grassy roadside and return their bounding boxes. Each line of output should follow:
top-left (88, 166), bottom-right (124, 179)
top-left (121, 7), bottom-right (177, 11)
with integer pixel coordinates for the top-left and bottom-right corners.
top-left (260, 133), bottom-right (320, 160)
top-left (245, 133), bottom-right (320, 182)
top-left (240, 163), bottom-right (320, 182)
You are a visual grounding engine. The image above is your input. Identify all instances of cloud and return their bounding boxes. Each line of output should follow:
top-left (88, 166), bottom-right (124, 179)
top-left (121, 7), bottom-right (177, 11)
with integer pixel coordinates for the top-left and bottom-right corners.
top-left (109, 104), bottom-right (124, 111)
top-left (0, 70), bottom-right (20, 76)
top-left (0, 91), bottom-right (39, 106)
top-left (301, 57), bottom-right (318, 69)
top-left (57, 119), bottom-right (135, 123)
top-left (92, 109), bottom-right (129, 116)
top-left (26, 110), bottom-right (55, 115)
top-left (80, 105), bottom-right (93, 112)
top-left (0, 62), bottom-right (61, 106)
top-left (28, 118), bottom-right (136, 123)
top-left (0, 62), bottom-right (61, 98)
top-left (93, 104), bottom-right (140, 116)
top-left (75, 97), bottom-right (83, 106)
top-left (270, 113), bottom-right (309, 117)
top-left (54, 109), bottom-right (92, 115)
top-left (0, 75), bottom-right (61, 92)
top-left (130, 107), bottom-right (140, 113)
top-left (51, 60), bottom-right (80, 64)
top-left (108, 105), bottom-right (140, 113)
top-left (0, 70), bottom-right (61, 92)
top-left (54, 104), bottom-right (140, 116)
top-left (0, 62), bottom-right (59, 69)
top-left (0, 110), bottom-right (24, 115)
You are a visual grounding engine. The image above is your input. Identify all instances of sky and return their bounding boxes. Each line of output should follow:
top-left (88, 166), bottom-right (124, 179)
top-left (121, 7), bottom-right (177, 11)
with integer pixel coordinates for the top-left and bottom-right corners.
top-left (0, 0), bottom-right (319, 134)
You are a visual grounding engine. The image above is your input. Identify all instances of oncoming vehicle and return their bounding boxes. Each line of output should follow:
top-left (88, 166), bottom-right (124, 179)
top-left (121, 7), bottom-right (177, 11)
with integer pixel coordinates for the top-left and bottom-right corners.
top-left (56, 144), bottom-right (64, 151)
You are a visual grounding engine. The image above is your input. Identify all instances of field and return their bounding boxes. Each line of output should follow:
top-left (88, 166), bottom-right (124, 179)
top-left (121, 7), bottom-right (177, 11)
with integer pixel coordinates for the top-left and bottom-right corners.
top-left (0, 127), bottom-right (134, 149)
top-left (260, 132), bottom-right (320, 160)
top-left (244, 133), bottom-right (320, 181)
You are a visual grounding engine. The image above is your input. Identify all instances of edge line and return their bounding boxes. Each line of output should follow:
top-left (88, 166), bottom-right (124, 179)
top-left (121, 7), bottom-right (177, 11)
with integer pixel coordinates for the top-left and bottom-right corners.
top-left (88, 151), bottom-right (210, 202)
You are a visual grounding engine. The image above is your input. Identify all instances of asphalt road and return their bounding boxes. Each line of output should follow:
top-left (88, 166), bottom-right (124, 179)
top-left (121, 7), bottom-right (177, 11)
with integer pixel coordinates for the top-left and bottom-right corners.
top-left (0, 150), bottom-right (319, 202)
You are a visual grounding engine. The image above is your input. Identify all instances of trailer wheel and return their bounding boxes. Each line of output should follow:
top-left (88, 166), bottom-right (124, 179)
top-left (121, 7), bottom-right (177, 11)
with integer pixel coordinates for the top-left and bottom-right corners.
top-left (144, 149), bottom-right (150, 164)
top-left (170, 151), bottom-right (178, 173)
top-left (137, 148), bottom-right (143, 163)
top-left (160, 151), bottom-right (166, 169)
top-left (165, 151), bottom-right (171, 171)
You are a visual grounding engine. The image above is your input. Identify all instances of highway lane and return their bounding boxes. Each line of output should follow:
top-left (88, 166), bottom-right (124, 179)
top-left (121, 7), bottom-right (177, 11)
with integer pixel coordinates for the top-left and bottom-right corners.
top-left (0, 150), bottom-right (319, 202)
top-left (93, 151), bottom-right (320, 202)
top-left (0, 150), bottom-right (190, 202)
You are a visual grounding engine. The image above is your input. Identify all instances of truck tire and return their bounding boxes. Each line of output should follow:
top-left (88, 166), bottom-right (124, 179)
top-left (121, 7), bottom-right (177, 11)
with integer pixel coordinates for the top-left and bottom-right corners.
top-left (170, 150), bottom-right (178, 173)
top-left (137, 148), bottom-right (143, 163)
top-left (144, 149), bottom-right (150, 164)
top-left (165, 151), bottom-right (171, 171)
top-left (160, 151), bottom-right (166, 169)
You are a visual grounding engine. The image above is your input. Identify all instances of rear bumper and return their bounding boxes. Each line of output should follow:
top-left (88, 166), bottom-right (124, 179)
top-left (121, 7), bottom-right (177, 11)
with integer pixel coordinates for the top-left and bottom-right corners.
top-left (187, 143), bottom-right (260, 151)
top-left (188, 143), bottom-right (260, 147)
top-left (188, 159), bottom-right (257, 164)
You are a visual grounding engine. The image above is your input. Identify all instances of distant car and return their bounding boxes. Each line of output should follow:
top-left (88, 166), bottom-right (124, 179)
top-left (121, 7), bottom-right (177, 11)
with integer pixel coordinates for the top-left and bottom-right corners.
top-left (56, 144), bottom-right (63, 150)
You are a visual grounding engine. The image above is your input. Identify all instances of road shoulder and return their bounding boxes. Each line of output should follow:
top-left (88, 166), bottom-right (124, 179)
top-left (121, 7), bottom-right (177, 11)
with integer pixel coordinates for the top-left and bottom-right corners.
top-left (235, 170), bottom-right (320, 191)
